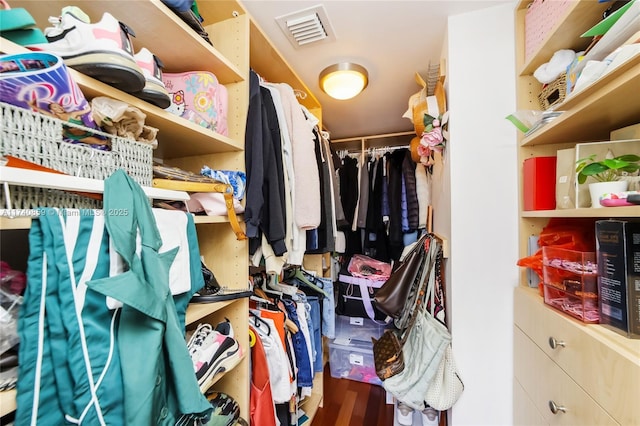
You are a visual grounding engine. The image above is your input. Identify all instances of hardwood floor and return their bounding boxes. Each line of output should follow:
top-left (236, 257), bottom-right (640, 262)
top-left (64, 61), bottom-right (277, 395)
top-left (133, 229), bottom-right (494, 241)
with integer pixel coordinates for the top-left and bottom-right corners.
top-left (311, 365), bottom-right (394, 426)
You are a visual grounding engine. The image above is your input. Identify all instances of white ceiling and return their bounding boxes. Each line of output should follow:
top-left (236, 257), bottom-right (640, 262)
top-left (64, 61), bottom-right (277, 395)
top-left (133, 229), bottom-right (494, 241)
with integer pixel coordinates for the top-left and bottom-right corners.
top-left (242, 0), bottom-right (508, 141)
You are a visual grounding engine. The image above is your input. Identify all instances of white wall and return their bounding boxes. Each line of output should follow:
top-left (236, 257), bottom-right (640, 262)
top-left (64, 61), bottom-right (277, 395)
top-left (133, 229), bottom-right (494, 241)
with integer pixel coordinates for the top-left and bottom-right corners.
top-left (443, 3), bottom-right (519, 425)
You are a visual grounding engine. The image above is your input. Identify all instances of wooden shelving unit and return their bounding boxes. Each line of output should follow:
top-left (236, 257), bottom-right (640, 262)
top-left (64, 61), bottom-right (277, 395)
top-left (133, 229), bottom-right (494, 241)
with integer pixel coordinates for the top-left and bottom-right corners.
top-left (1, 0), bottom-right (325, 422)
top-left (513, 2), bottom-right (640, 425)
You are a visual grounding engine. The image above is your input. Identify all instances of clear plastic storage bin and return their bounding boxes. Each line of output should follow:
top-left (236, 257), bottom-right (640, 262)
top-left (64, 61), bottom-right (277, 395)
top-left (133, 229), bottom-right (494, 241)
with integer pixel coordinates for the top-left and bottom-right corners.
top-left (334, 314), bottom-right (388, 342)
top-left (542, 246), bottom-right (599, 323)
top-left (328, 338), bottom-right (381, 386)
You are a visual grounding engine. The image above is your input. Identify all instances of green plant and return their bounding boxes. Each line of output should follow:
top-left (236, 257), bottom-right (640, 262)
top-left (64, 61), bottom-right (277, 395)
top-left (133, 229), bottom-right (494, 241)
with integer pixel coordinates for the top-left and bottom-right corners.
top-left (576, 151), bottom-right (640, 184)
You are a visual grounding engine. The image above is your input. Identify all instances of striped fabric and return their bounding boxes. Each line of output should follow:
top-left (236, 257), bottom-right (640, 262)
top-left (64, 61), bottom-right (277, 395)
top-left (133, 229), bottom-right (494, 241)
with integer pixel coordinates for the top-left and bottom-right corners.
top-left (17, 170), bottom-right (211, 425)
top-left (17, 210), bottom-right (124, 425)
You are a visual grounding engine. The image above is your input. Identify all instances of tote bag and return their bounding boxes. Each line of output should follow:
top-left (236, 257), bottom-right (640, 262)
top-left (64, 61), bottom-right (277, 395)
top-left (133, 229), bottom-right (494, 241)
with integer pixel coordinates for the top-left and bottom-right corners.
top-left (382, 239), bottom-right (451, 410)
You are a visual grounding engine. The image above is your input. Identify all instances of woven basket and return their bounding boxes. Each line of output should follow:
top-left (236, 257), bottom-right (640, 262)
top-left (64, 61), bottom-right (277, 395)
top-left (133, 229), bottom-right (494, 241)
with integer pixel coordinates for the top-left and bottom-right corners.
top-left (0, 185), bottom-right (102, 210)
top-left (538, 73), bottom-right (567, 110)
top-left (0, 102), bottom-right (153, 186)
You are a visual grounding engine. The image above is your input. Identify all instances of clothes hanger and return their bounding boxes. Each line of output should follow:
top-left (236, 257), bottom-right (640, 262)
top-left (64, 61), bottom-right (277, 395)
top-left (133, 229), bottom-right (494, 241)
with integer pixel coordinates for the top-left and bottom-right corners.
top-left (281, 266), bottom-right (329, 297)
top-left (249, 311), bottom-right (271, 336)
top-left (267, 271), bottom-right (299, 297)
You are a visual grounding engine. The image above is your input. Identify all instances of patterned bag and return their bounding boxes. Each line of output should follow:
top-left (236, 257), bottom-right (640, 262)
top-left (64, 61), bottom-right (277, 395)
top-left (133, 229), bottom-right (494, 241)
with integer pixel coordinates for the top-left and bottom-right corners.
top-left (162, 71), bottom-right (228, 135)
top-left (372, 329), bottom-right (404, 380)
top-left (372, 236), bottom-right (437, 381)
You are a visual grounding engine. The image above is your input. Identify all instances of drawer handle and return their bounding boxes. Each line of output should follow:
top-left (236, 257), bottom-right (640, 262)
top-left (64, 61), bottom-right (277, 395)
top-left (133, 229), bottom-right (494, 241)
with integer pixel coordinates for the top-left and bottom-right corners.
top-left (548, 337), bottom-right (565, 349)
top-left (549, 400), bottom-right (566, 414)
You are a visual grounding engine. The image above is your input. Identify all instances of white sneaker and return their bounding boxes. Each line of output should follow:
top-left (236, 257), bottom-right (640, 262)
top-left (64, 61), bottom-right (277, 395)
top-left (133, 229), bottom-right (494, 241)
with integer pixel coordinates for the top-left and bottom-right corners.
top-left (29, 7), bottom-right (145, 93)
top-left (421, 407), bottom-right (439, 426)
top-left (396, 401), bottom-right (414, 426)
top-left (133, 48), bottom-right (171, 108)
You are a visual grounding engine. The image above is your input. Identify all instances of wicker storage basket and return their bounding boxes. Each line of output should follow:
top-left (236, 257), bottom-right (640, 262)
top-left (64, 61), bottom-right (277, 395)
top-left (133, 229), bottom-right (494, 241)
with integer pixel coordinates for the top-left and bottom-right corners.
top-left (0, 102), bottom-right (153, 186)
top-left (538, 73), bottom-right (567, 110)
top-left (0, 185), bottom-right (102, 210)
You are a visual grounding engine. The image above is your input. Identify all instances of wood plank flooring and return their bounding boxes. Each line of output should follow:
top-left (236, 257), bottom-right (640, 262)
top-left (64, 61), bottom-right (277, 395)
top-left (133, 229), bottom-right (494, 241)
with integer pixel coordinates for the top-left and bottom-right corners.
top-left (311, 365), bottom-right (394, 426)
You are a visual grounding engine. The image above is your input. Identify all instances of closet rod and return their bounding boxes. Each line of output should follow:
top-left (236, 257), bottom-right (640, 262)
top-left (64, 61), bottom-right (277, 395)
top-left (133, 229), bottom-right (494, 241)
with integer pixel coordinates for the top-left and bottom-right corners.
top-left (332, 130), bottom-right (415, 144)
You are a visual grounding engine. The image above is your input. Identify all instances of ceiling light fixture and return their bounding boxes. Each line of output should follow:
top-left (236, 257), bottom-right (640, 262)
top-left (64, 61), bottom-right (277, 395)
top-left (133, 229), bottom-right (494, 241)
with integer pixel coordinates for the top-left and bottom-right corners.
top-left (319, 62), bottom-right (368, 100)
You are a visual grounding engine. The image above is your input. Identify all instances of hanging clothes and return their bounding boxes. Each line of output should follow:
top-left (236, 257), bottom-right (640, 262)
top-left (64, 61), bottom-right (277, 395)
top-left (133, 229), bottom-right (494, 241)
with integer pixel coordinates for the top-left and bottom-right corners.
top-left (387, 149), bottom-right (406, 260)
top-left (364, 155), bottom-right (390, 262)
top-left (249, 325), bottom-right (278, 426)
top-left (306, 126), bottom-right (335, 254)
top-left (17, 170), bottom-right (211, 426)
top-left (402, 149), bottom-right (420, 233)
top-left (250, 314), bottom-right (294, 404)
top-left (244, 70), bottom-right (287, 258)
top-left (338, 155), bottom-right (362, 257)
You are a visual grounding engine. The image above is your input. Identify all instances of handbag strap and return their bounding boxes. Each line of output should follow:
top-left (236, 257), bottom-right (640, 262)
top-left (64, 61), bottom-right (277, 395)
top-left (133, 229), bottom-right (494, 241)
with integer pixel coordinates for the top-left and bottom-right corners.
top-left (398, 234), bottom-right (441, 345)
top-left (353, 282), bottom-right (392, 325)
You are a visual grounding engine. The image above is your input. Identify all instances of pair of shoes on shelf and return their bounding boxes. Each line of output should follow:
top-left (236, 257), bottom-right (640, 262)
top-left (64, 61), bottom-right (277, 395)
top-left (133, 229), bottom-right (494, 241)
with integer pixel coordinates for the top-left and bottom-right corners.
top-left (187, 319), bottom-right (243, 392)
top-left (395, 401), bottom-right (439, 426)
top-left (29, 6), bottom-right (171, 108)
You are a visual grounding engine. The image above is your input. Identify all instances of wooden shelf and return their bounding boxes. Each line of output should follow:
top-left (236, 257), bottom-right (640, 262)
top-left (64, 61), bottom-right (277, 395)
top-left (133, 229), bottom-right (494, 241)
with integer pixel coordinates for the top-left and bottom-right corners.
top-left (521, 205), bottom-right (640, 218)
top-left (7, 1), bottom-right (243, 84)
top-left (515, 2), bottom-right (640, 422)
top-left (0, 38), bottom-right (242, 160)
top-left (521, 54), bottom-right (640, 146)
top-left (0, 216), bottom-right (32, 230)
top-left (0, 166), bottom-right (188, 200)
top-left (193, 215), bottom-right (232, 225)
top-left (186, 299), bottom-right (237, 325)
top-left (0, 389), bottom-right (16, 418)
top-left (517, 0), bottom-right (610, 76)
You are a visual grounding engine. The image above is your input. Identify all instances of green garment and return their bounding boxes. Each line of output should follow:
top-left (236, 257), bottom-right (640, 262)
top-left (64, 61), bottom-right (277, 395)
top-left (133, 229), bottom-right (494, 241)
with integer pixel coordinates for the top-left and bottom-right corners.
top-left (87, 169), bottom-right (212, 425)
top-left (17, 210), bottom-right (124, 425)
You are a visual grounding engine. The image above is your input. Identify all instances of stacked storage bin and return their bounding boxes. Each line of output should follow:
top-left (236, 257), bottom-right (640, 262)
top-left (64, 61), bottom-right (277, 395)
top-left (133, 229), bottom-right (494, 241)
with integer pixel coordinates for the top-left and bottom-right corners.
top-left (328, 314), bottom-right (390, 386)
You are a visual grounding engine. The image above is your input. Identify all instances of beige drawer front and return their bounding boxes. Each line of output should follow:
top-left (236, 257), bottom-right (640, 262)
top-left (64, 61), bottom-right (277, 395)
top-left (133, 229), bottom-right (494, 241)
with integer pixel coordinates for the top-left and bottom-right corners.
top-left (514, 287), bottom-right (640, 424)
top-left (514, 378), bottom-right (546, 426)
top-left (514, 326), bottom-right (618, 425)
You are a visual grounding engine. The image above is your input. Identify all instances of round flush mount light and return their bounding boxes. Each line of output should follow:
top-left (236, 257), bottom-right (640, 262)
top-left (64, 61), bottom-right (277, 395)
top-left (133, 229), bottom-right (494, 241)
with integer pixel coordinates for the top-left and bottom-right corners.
top-left (319, 62), bottom-right (368, 100)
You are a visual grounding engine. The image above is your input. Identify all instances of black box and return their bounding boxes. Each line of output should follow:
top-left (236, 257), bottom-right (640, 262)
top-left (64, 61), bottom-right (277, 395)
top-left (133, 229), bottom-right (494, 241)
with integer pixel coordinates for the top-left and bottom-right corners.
top-left (595, 219), bottom-right (640, 339)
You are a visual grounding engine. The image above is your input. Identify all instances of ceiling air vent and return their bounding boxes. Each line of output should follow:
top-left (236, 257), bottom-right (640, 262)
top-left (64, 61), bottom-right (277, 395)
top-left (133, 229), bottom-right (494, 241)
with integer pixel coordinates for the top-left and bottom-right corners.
top-left (275, 4), bottom-right (336, 48)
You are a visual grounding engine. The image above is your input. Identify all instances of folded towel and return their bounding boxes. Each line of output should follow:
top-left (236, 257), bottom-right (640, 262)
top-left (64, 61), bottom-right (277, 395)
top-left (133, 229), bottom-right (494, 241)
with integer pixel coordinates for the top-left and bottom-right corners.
top-left (534, 49), bottom-right (576, 84)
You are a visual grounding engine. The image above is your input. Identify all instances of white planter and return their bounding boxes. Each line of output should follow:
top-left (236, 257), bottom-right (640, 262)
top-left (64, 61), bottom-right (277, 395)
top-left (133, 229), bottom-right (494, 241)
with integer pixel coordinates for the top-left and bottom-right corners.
top-left (588, 180), bottom-right (629, 208)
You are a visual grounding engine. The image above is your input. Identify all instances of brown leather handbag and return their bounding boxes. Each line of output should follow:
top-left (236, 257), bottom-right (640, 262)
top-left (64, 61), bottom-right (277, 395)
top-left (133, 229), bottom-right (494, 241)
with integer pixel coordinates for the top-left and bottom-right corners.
top-left (373, 233), bottom-right (428, 318)
top-left (372, 329), bottom-right (404, 380)
top-left (372, 239), bottom-right (433, 381)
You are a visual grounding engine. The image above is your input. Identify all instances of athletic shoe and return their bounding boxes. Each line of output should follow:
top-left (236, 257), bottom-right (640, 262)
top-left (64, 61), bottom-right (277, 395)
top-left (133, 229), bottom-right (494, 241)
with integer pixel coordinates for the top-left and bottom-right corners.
top-left (205, 392), bottom-right (240, 426)
top-left (191, 286), bottom-right (253, 303)
top-left (29, 7), bottom-right (145, 93)
top-left (396, 401), bottom-right (414, 426)
top-left (187, 323), bottom-right (216, 370)
top-left (132, 48), bottom-right (171, 108)
top-left (187, 322), bottom-right (242, 392)
top-left (421, 407), bottom-right (439, 426)
top-left (214, 318), bottom-right (234, 339)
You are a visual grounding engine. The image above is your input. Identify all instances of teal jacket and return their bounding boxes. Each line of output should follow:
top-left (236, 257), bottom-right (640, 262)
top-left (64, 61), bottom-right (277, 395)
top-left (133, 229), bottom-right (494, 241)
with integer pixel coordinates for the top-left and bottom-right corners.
top-left (17, 169), bottom-right (211, 425)
top-left (88, 169), bottom-right (212, 425)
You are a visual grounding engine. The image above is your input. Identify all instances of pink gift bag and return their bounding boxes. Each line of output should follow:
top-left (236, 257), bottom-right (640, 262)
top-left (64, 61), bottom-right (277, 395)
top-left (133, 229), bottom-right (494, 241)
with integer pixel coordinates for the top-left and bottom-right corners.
top-left (162, 71), bottom-right (228, 136)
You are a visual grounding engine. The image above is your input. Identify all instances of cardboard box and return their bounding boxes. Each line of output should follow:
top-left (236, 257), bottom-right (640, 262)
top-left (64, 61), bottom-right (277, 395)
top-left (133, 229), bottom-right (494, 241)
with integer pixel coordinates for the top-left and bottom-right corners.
top-left (611, 123), bottom-right (640, 141)
top-left (575, 140), bottom-right (640, 208)
top-left (556, 148), bottom-right (576, 209)
top-left (595, 220), bottom-right (640, 339)
top-left (523, 156), bottom-right (556, 211)
top-left (527, 235), bottom-right (541, 288)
